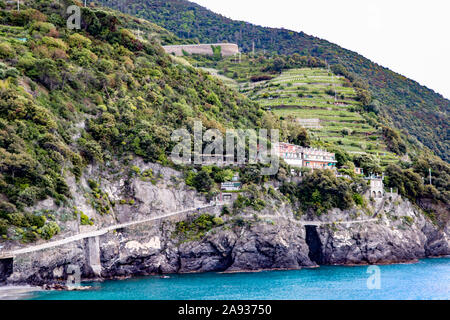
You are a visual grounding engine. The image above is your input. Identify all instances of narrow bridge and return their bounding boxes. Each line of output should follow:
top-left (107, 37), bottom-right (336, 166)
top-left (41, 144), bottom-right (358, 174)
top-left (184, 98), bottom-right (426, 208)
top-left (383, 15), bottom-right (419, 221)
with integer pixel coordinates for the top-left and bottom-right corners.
top-left (0, 203), bottom-right (225, 260)
top-left (301, 218), bottom-right (378, 226)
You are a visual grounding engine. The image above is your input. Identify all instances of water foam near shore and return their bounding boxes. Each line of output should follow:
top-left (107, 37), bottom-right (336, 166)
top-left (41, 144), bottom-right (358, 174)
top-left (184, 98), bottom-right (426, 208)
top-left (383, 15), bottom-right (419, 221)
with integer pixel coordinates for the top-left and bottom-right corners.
top-left (0, 286), bottom-right (42, 300)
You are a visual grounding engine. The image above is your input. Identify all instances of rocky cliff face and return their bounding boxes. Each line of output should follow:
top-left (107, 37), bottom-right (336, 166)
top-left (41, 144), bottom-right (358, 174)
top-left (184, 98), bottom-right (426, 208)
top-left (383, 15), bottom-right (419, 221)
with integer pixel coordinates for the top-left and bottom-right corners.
top-left (99, 217), bottom-right (315, 279)
top-left (1, 163), bottom-right (449, 287)
top-left (315, 196), bottom-right (449, 265)
top-left (97, 196), bottom-right (448, 280)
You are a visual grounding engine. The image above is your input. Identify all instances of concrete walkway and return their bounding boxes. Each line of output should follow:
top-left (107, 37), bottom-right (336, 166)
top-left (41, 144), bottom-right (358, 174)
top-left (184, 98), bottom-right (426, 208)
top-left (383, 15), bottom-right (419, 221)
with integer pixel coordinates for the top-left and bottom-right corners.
top-left (258, 215), bottom-right (378, 226)
top-left (0, 203), bottom-right (379, 259)
top-left (0, 203), bottom-right (224, 259)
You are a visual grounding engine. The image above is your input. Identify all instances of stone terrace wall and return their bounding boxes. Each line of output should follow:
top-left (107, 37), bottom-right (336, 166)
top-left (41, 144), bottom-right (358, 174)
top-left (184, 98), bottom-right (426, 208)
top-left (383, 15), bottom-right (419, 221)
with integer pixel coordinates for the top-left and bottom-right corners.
top-left (163, 43), bottom-right (239, 57)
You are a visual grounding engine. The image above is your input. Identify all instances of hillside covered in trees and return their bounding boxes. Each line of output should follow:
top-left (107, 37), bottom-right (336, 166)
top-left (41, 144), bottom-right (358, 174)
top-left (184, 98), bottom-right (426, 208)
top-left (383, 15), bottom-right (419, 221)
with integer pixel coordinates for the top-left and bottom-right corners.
top-left (102, 0), bottom-right (450, 162)
top-left (0, 0), bottom-right (320, 241)
top-left (0, 0), bottom-right (264, 240)
top-left (0, 0), bottom-right (448, 245)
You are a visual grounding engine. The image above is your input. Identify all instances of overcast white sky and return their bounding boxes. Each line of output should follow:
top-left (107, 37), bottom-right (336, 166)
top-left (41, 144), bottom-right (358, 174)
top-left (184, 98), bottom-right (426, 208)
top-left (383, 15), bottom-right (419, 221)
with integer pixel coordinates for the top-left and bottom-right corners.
top-left (190, 0), bottom-right (450, 99)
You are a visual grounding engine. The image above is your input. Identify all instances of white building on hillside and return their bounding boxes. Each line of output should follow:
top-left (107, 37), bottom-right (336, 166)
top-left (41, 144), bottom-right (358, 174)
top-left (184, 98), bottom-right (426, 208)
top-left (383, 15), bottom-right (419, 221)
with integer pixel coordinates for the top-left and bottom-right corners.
top-left (366, 175), bottom-right (384, 198)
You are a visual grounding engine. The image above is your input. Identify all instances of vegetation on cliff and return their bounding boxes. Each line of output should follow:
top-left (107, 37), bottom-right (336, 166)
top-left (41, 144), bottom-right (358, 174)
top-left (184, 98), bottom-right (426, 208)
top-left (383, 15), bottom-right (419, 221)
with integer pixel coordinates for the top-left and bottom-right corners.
top-left (0, 0), bottom-right (265, 240)
top-left (280, 170), bottom-right (368, 215)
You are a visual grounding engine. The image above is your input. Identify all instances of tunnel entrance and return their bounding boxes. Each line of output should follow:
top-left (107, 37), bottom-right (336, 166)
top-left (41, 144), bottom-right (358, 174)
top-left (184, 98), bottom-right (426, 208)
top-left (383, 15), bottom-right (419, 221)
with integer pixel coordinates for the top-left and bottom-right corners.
top-left (305, 226), bottom-right (323, 265)
top-left (0, 258), bottom-right (13, 282)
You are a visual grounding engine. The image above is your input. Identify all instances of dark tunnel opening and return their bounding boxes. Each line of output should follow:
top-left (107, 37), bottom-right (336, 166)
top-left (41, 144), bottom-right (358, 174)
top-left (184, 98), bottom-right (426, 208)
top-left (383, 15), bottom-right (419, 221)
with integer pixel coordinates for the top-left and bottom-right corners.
top-left (305, 226), bottom-right (323, 265)
top-left (0, 258), bottom-right (13, 283)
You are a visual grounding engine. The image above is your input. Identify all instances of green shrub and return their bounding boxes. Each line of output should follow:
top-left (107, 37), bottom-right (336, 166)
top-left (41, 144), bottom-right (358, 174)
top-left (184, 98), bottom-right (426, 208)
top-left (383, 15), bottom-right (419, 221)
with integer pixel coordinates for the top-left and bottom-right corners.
top-left (131, 165), bottom-right (141, 176)
top-left (174, 214), bottom-right (223, 242)
top-left (40, 36), bottom-right (68, 50)
top-left (341, 128), bottom-right (352, 136)
top-left (233, 193), bottom-right (265, 212)
top-left (353, 193), bottom-right (364, 206)
top-left (0, 218), bottom-right (8, 236)
top-left (193, 171), bottom-right (213, 193)
top-left (206, 92), bottom-right (221, 107)
top-left (233, 195), bottom-right (247, 211)
top-left (87, 179), bottom-right (99, 190)
top-left (353, 154), bottom-right (382, 175)
top-left (39, 221), bottom-right (60, 240)
top-left (80, 212), bottom-right (94, 226)
top-left (212, 168), bottom-right (234, 183)
top-left (382, 126), bottom-right (407, 155)
top-left (7, 212), bottom-right (28, 227)
top-left (78, 138), bottom-right (103, 162)
top-left (221, 206), bottom-right (231, 216)
top-left (0, 42), bottom-right (14, 59)
top-left (22, 230), bottom-right (38, 243)
top-left (0, 201), bottom-right (16, 217)
top-left (67, 33), bottom-right (92, 48)
top-left (28, 214), bottom-right (46, 228)
top-left (212, 217), bottom-right (224, 225)
top-left (281, 170), bottom-right (354, 215)
top-left (402, 216), bottom-right (414, 226)
top-left (142, 169), bottom-right (153, 178)
top-left (31, 21), bottom-right (56, 34)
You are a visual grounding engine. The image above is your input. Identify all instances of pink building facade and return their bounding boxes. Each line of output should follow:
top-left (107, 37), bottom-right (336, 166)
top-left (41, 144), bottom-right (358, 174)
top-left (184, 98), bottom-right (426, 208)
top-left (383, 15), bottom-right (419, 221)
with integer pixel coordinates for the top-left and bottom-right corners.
top-left (276, 143), bottom-right (337, 170)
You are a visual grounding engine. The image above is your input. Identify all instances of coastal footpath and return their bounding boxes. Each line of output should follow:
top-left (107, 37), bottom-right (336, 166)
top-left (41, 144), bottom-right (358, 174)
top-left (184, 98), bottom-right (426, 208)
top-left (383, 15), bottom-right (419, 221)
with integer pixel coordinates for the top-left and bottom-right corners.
top-left (0, 162), bottom-right (448, 287)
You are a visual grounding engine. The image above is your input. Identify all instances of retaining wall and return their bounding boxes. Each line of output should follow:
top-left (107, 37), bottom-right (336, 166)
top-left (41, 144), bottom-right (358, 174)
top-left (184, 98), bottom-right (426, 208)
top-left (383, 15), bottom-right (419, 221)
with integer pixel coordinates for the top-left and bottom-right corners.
top-left (163, 43), bottom-right (239, 57)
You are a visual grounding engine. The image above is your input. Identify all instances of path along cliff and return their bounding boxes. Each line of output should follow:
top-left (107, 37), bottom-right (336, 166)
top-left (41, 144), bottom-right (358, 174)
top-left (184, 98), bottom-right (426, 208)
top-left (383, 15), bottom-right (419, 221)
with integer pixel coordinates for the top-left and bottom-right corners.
top-left (0, 161), bottom-right (448, 287)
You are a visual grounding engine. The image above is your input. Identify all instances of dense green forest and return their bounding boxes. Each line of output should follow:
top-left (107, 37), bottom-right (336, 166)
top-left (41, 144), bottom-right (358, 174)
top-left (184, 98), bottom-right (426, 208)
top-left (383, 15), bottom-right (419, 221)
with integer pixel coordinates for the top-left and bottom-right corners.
top-left (0, 0), bottom-right (262, 240)
top-left (101, 0), bottom-right (449, 162)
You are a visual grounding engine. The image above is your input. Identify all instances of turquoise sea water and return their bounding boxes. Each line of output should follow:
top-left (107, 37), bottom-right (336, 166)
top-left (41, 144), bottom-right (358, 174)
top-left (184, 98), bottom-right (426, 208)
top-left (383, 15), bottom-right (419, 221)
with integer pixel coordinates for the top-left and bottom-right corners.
top-left (31, 258), bottom-right (449, 300)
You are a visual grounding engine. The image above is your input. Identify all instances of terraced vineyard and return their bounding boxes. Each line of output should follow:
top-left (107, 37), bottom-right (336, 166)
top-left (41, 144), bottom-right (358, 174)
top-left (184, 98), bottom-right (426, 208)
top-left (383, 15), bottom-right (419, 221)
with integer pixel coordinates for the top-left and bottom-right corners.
top-left (0, 24), bottom-right (28, 42)
top-left (244, 68), bottom-right (399, 165)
